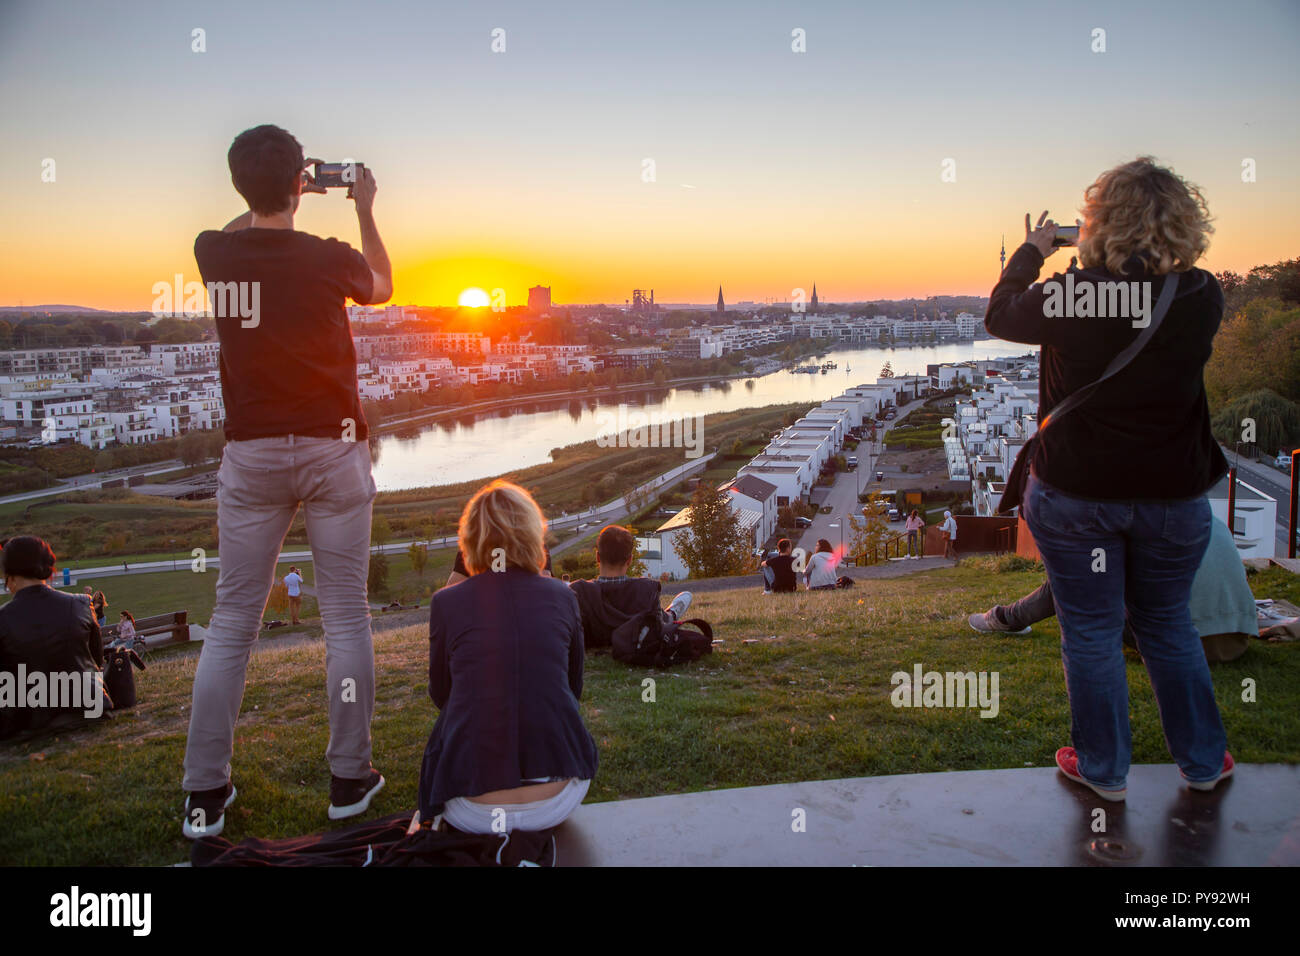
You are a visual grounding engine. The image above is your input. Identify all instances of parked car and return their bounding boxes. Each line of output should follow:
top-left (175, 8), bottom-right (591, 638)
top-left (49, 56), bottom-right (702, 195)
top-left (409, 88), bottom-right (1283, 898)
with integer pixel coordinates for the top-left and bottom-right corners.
top-left (794, 516), bottom-right (814, 528)
top-left (888, 508), bottom-right (901, 522)
top-left (1277, 452), bottom-right (1294, 470)
top-left (875, 470), bottom-right (884, 482)
top-left (847, 456), bottom-right (858, 469)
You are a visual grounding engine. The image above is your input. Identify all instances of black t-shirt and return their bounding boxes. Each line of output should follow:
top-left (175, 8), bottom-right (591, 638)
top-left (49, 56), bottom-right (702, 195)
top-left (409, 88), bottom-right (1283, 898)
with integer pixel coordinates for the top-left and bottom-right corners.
top-left (453, 548), bottom-right (552, 576)
top-left (194, 228), bottom-right (374, 441)
top-left (765, 553), bottom-right (797, 592)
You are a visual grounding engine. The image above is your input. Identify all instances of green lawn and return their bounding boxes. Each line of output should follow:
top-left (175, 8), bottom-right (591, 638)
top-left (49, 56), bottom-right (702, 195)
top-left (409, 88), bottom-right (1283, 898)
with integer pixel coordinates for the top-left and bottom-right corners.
top-left (2, 561), bottom-right (1295, 865)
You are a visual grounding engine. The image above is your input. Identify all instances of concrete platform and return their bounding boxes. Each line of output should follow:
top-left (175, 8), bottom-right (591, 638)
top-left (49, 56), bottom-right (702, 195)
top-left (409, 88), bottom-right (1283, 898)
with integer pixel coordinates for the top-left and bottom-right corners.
top-left (554, 764), bottom-right (1300, 866)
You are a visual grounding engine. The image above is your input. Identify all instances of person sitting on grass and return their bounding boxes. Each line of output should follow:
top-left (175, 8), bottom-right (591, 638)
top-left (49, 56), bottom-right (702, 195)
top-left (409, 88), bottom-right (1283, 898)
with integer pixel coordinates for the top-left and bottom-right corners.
top-left (805, 538), bottom-right (839, 590)
top-left (761, 538), bottom-right (799, 594)
top-left (0, 536), bottom-right (109, 741)
top-left (968, 515), bottom-right (1257, 664)
top-left (418, 480), bottom-right (598, 834)
top-left (571, 525), bottom-right (692, 648)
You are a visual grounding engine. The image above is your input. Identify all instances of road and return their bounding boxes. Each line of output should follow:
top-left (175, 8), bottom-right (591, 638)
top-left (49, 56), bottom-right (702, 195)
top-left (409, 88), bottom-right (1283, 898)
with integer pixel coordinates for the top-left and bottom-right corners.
top-left (792, 397), bottom-right (931, 556)
top-left (47, 452), bottom-right (717, 584)
top-left (1220, 446), bottom-right (1297, 557)
top-left (0, 458), bottom-right (190, 505)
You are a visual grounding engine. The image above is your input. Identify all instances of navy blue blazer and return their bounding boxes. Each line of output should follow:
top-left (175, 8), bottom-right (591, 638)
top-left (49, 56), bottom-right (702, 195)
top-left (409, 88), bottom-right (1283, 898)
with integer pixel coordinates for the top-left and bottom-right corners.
top-left (417, 567), bottom-right (599, 817)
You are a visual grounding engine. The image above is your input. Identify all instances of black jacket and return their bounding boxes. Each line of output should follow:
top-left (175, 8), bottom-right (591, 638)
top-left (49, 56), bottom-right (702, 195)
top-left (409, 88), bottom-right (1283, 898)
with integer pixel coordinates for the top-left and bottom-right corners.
top-left (571, 577), bottom-right (662, 649)
top-left (0, 585), bottom-right (106, 740)
top-left (418, 569), bottom-right (598, 818)
top-left (986, 243), bottom-right (1228, 500)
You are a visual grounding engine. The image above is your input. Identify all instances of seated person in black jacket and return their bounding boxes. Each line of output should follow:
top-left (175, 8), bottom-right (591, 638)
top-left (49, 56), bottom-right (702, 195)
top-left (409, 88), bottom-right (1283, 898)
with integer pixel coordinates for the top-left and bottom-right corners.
top-left (761, 538), bottom-right (799, 593)
top-left (418, 480), bottom-right (598, 833)
top-left (570, 525), bottom-right (692, 649)
top-left (0, 536), bottom-right (109, 741)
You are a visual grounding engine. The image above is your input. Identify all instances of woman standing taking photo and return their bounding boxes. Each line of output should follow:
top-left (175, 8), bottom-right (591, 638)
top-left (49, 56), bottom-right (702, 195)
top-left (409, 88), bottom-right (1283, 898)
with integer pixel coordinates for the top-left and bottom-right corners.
top-left (986, 157), bottom-right (1230, 801)
top-left (418, 480), bottom-right (598, 833)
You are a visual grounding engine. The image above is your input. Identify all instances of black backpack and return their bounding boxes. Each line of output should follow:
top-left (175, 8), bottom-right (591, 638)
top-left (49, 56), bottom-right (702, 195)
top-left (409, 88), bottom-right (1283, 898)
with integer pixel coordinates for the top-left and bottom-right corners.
top-left (611, 609), bottom-right (714, 667)
top-left (105, 646), bottom-right (146, 710)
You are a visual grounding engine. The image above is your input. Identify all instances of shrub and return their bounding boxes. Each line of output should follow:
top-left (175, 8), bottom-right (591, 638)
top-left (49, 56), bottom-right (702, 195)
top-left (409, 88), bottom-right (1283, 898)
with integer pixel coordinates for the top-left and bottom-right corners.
top-left (367, 552), bottom-right (390, 598)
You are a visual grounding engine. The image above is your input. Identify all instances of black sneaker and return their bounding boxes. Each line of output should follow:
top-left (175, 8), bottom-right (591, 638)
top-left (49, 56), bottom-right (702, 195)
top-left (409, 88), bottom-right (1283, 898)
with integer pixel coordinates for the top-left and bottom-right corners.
top-left (328, 767), bottom-right (385, 820)
top-left (182, 782), bottom-right (236, 839)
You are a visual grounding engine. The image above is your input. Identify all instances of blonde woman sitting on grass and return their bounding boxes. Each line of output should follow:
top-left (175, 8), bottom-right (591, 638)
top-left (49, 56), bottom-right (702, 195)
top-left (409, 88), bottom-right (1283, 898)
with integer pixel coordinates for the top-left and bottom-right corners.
top-left (417, 480), bottom-right (598, 833)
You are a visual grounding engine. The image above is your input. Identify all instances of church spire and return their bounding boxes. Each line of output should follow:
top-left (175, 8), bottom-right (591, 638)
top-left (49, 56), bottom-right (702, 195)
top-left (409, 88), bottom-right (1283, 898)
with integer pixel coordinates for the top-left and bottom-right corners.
top-left (716, 285), bottom-right (725, 313)
top-left (811, 283), bottom-right (819, 312)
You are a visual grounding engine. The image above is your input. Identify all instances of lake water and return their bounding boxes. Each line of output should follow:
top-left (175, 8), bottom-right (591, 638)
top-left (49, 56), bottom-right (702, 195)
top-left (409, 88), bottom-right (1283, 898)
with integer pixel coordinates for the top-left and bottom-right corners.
top-left (369, 340), bottom-right (1036, 491)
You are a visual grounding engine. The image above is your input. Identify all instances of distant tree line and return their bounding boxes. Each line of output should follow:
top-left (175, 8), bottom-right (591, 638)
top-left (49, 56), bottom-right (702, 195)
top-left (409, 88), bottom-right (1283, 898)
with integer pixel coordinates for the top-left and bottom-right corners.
top-left (1207, 258), bottom-right (1300, 456)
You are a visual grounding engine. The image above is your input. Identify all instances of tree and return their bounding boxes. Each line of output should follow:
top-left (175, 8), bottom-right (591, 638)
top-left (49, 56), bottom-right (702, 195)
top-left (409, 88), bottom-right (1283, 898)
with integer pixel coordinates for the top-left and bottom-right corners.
top-left (408, 542), bottom-right (428, 576)
top-left (179, 429), bottom-right (208, 470)
top-left (849, 492), bottom-right (894, 562)
top-left (880, 361), bottom-right (894, 378)
top-left (1204, 299), bottom-right (1300, 408)
top-left (1210, 389), bottom-right (1300, 456)
top-left (672, 483), bottom-right (753, 579)
top-left (372, 514), bottom-right (392, 552)
top-left (367, 552), bottom-right (390, 598)
top-left (94, 449), bottom-right (115, 473)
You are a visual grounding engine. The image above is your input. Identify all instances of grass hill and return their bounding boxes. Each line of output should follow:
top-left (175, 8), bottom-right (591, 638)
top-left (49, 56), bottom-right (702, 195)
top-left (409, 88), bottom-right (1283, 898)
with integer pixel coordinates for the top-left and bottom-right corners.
top-left (1, 561), bottom-right (1296, 866)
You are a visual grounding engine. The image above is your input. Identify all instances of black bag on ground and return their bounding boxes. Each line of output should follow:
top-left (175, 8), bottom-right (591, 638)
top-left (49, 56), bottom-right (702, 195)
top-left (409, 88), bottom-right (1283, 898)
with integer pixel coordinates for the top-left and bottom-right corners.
top-left (191, 811), bottom-right (556, 867)
top-left (611, 610), bottom-right (714, 667)
top-left (835, 575), bottom-right (855, 589)
top-left (104, 646), bottom-right (146, 710)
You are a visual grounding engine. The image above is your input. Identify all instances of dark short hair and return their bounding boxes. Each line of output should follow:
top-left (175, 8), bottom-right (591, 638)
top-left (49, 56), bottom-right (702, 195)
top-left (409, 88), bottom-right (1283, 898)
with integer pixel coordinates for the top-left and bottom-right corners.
top-left (777, 538), bottom-right (792, 553)
top-left (228, 125), bottom-right (304, 216)
top-left (2, 535), bottom-right (56, 580)
top-left (596, 525), bottom-right (635, 567)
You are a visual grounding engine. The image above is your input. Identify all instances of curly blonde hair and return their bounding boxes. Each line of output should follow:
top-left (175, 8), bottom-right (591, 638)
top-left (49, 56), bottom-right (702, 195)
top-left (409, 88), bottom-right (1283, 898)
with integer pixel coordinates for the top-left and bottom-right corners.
top-left (458, 479), bottom-right (547, 576)
top-left (1078, 157), bottom-right (1213, 275)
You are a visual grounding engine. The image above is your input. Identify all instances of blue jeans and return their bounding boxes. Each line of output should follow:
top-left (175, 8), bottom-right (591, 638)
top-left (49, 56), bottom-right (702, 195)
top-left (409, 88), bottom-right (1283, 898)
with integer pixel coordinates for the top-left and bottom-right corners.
top-left (1022, 473), bottom-right (1226, 790)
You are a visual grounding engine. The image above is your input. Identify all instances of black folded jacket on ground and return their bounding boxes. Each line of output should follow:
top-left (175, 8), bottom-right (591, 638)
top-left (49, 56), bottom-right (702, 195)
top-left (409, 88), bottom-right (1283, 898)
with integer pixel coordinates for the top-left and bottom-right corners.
top-left (190, 811), bottom-right (558, 866)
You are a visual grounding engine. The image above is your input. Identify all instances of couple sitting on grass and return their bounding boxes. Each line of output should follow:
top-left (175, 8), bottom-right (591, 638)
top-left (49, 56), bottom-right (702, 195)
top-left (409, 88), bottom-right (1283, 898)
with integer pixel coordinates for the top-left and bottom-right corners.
top-left (761, 538), bottom-right (843, 592)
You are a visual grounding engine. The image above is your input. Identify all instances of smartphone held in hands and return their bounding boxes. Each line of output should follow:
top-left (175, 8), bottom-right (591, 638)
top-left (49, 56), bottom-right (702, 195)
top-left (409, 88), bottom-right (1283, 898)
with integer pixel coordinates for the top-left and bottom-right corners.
top-left (1052, 225), bottom-right (1079, 247)
top-left (314, 162), bottom-right (366, 188)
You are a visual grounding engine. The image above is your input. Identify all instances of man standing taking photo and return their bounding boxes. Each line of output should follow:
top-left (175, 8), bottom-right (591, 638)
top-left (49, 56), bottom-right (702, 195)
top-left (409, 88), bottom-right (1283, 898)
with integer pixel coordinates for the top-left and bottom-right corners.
top-left (182, 125), bottom-right (392, 838)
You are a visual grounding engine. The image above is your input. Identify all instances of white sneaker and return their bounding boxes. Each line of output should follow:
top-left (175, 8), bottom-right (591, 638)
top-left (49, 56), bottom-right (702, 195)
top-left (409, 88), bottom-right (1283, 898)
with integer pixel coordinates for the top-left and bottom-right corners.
top-left (666, 591), bottom-right (693, 621)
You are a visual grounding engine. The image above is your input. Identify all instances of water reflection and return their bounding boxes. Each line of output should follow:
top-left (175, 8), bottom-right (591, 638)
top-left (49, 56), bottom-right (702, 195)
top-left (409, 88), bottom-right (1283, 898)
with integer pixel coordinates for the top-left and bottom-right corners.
top-left (369, 341), bottom-right (1033, 491)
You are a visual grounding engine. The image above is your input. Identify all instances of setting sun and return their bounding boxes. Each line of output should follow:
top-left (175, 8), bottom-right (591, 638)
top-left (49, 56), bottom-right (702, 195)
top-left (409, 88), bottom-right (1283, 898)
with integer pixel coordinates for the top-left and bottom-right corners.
top-left (457, 287), bottom-right (490, 308)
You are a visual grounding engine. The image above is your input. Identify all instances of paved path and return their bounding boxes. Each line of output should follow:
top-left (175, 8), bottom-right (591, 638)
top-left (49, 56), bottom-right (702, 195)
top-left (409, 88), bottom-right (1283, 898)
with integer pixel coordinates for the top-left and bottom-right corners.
top-left (0, 457), bottom-right (190, 505)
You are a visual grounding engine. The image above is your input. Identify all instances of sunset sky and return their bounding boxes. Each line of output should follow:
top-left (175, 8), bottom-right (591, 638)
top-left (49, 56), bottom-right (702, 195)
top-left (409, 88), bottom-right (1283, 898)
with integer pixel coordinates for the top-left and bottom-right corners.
top-left (1, 0), bottom-right (1297, 311)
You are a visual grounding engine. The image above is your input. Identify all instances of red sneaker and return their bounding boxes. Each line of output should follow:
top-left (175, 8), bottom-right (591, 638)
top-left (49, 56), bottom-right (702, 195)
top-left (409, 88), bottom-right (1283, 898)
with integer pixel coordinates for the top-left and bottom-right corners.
top-left (1055, 747), bottom-right (1127, 802)
top-left (1184, 751), bottom-right (1234, 792)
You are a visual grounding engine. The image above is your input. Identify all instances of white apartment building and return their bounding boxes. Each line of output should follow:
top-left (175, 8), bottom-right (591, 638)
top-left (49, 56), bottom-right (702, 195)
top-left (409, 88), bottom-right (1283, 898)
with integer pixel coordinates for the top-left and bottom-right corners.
top-left (1207, 476), bottom-right (1278, 559)
top-left (105, 409), bottom-right (159, 445)
top-left (41, 399), bottom-right (113, 449)
top-left (151, 342), bottom-right (221, 375)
